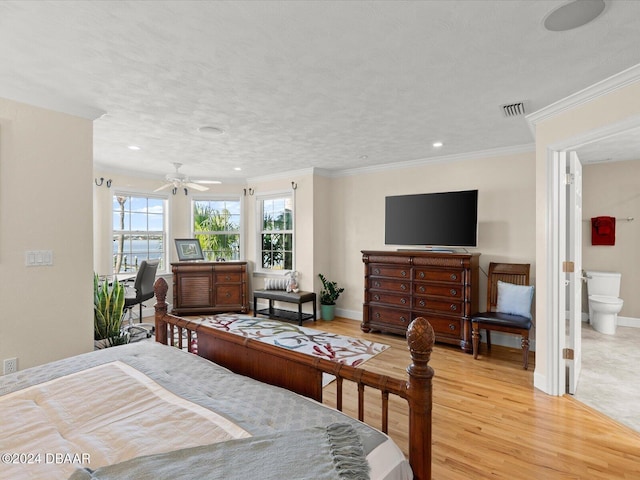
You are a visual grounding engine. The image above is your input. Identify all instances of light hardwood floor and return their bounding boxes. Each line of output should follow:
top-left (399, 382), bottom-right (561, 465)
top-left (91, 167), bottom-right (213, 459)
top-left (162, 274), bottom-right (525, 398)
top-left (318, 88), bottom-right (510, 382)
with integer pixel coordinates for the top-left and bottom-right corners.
top-left (311, 316), bottom-right (640, 480)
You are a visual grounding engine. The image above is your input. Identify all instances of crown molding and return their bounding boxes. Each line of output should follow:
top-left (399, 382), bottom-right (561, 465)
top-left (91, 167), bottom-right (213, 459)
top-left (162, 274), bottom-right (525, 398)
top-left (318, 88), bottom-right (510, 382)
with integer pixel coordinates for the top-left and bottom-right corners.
top-left (0, 90), bottom-right (105, 120)
top-left (246, 166), bottom-right (318, 184)
top-left (526, 62), bottom-right (640, 134)
top-left (331, 144), bottom-right (535, 178)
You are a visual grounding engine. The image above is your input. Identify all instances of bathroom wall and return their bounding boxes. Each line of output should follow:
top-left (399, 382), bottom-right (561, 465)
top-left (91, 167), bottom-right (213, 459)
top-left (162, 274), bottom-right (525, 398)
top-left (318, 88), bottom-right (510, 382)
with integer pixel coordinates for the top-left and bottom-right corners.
top-left (582, 158), bottom-right (640, 323)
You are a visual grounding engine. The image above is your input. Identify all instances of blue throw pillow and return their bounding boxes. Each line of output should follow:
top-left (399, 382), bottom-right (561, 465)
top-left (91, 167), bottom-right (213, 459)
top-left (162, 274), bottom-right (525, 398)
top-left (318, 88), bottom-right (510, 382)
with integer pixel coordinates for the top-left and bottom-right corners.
top-left (496, 280), bottom-right (534, 319)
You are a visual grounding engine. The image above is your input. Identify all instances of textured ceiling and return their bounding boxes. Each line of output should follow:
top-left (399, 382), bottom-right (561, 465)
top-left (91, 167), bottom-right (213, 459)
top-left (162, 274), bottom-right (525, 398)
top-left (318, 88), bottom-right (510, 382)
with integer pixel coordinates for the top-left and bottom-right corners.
top-left (1, 0), bottom-right (640, 183)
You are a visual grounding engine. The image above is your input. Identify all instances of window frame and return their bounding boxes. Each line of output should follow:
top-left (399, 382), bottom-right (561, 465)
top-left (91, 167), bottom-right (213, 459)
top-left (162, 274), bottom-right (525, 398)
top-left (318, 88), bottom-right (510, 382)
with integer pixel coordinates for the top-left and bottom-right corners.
top-left (190, 195), bottom-right (244, 262)
top-left (255, 191), bottom-right (295, 275)
top-left (111, 191), bottom-right (169, 275)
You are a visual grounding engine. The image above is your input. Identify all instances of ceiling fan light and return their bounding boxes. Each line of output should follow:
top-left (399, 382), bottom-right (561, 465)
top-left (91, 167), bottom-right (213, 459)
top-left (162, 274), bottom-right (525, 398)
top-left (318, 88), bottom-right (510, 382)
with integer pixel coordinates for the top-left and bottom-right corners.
top-left (194, 179), bottom-right (222, 184)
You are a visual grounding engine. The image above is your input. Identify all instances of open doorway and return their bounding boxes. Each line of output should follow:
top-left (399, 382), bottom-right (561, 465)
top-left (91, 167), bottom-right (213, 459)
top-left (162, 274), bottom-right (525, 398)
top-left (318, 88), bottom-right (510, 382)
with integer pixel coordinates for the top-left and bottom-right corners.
top-left (549, 125), bottom-right (640, 432)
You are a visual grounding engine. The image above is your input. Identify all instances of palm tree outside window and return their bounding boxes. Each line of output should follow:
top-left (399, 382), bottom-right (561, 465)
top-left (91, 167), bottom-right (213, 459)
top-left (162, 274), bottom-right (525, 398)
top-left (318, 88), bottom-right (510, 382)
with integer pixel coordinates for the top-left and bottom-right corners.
top-left (192, 199), bottom-right (241, 261)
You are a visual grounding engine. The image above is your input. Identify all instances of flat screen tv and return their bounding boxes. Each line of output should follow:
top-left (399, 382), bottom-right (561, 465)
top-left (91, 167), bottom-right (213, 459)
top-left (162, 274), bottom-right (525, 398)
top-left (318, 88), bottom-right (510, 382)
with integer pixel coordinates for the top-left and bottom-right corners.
top-left (385, 189), bottom-right (478, 248)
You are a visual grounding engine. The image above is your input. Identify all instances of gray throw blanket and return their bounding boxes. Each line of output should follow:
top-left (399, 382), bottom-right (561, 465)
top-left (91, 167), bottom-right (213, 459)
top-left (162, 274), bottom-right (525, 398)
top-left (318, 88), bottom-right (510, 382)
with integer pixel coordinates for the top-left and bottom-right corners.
top-left (68, 423), bottom-right (370, 480)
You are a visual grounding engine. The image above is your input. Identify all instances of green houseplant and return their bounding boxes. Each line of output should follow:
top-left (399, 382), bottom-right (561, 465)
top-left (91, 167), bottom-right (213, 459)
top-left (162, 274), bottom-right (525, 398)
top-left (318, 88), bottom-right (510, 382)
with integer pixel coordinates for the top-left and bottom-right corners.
top-left (318, 273), bottom-right (344, 321)
top-left (93, 273), bottom-right (128, 348)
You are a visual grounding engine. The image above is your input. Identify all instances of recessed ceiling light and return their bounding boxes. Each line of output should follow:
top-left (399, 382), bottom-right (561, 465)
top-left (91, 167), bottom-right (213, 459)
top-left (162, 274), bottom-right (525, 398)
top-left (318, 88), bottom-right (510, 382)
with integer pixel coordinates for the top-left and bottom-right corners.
top-left (359, 155), bottom-right (368, 160)
top-left (234, 167), bottom-right (242, 171)
top-left (543, 0), bottom-right (605, 32)
top-left (128, 145), bottom-right (141, 150)
top-left (433, 142), bottom-right (443, 148)
top-left (197, 126), bottom-right (225, 135)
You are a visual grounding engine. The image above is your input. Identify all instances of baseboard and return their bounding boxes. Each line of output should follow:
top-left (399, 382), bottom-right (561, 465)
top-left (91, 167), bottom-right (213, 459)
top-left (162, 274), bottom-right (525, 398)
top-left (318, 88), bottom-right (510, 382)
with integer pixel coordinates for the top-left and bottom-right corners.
top-left (617, 316), bottom-right (640, 328)
top-left (578, 312), bottom-right (639, 328)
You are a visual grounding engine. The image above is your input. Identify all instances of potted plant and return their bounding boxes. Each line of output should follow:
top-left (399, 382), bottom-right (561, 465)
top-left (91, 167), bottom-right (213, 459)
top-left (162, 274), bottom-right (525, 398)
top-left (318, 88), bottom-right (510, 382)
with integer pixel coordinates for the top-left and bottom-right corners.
top-left (94, 273), bottom-right (129, 348)
top-left (318, 273), bottom-right (344, 321)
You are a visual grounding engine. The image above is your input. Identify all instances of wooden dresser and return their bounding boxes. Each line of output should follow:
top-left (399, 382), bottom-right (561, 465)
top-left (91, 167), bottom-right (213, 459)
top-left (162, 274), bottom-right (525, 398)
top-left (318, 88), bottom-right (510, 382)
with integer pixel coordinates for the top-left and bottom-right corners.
top-left (361, 250), bottom-right (479, 352)
top-left (171, 261), bottom-right (248, 315)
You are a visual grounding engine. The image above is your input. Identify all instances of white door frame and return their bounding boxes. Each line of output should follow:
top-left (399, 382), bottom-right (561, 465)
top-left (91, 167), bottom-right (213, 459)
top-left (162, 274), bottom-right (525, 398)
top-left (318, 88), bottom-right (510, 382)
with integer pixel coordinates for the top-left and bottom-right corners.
top-left (544, 116), bottom-right (640, 395)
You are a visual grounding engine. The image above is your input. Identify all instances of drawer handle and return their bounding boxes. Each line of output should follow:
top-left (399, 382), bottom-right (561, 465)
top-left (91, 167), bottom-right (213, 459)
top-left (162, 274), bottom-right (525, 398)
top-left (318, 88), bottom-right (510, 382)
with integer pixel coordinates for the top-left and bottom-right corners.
top-left (226, 292), bottom-right (231, 298)
top-left (225, 275), bottom-right (231, 281)
top-left (373, 268), bottom-right (380, 275)
top-left (419, 300), bottom-right (425, 307)
top-left (450, 273), bottom-right (458, 281)
top-left (401, 270), bottom-right (407, 277)
top-left (450, 289), bottom-right (457, 296)
top-left (418, 286), bottom-right (425, 293)
top-left (400, 284), bottom-right (407, 291)
top-left (400, 316), bottom-right (407, 323)
top-left (373, 294), bottom-right (380, 301)
top-left (400, 298), bottom-right (407, 304)
top-left (449, 323), bottom-right (456, 331)
top-left (374, 281), bottom-right (380, 287)
top-left (375, 312), bottom-right (381, 318)
top-left (450, 304), bottom-right (457, 311)
top-left (419, 272), bottom-right (425, 278)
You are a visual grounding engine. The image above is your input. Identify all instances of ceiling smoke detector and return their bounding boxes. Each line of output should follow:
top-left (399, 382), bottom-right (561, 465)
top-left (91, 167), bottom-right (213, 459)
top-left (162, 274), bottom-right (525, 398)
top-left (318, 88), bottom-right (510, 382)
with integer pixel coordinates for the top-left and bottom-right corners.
top-left (500, 102), bottom-right (527, 118)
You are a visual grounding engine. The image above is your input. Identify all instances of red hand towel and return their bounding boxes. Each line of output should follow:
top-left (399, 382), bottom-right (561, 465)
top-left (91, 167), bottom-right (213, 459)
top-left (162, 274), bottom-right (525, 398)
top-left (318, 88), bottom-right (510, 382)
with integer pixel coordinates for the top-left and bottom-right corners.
top-left (591, 216), bottom-right (616, 245)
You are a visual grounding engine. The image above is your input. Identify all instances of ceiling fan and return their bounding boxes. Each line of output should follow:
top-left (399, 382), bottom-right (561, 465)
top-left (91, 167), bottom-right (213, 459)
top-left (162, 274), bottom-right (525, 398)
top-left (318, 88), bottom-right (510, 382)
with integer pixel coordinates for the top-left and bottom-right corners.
top-left (154, 162), bottom-right (212, 194)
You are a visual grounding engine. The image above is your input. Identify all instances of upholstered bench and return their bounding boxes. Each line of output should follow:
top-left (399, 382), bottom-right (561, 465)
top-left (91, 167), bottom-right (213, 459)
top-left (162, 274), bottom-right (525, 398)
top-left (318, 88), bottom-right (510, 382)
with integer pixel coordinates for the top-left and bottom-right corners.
top-left (253, 290), bottom-right (317, 326)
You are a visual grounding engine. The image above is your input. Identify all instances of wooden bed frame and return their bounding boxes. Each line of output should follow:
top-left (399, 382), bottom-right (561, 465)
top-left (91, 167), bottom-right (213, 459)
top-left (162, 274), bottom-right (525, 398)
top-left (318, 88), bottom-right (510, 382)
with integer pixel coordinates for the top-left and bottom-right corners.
top-left (153, 278), bottom-right (434, 480)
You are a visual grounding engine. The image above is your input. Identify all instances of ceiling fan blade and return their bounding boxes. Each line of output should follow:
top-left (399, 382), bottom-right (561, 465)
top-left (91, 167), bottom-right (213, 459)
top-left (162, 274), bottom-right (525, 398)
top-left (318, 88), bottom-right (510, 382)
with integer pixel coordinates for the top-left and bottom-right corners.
top-left (154, 183), bottom-right (172, 192)
top-left (186, 182), bottom-right (209, 191)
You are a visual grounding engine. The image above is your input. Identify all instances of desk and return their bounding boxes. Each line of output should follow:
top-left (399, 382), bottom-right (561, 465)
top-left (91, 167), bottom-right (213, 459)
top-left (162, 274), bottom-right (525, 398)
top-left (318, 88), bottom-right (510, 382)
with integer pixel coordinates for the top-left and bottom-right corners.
top-left (253, 290), bottom-right (317, 326)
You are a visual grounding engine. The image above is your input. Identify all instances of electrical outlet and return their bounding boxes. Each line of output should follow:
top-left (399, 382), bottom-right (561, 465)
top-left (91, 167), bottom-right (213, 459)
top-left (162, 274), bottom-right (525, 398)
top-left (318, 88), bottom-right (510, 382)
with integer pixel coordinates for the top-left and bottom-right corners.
top-left (3, 357), bottom-right (17, 375)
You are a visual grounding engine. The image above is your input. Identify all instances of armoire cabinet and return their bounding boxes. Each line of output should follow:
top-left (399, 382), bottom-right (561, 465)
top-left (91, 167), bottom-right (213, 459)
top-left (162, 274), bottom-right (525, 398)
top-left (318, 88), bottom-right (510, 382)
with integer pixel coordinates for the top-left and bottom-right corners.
top-left (361, 250), bottom-right (479, 352)
top-left (171, 261), bottom-right (248, 315)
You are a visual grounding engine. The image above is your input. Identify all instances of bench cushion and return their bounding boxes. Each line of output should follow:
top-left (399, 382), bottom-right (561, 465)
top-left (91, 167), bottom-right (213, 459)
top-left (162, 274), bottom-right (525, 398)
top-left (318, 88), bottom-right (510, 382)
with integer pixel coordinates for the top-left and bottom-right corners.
top-left (253, 290), bottom-right (316, 303)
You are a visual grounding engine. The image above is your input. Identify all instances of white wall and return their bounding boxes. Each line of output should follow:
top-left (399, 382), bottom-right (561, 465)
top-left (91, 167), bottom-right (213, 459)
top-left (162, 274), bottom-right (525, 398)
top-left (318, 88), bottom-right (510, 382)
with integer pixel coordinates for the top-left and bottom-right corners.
top-left (0, 97), bottom-right (94, 371)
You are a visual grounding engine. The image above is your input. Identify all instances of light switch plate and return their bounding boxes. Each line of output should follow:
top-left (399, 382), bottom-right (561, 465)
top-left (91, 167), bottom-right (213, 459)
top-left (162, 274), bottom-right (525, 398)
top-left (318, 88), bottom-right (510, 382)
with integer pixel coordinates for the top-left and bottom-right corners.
top-left (25, 250), bottom-right (53, 266)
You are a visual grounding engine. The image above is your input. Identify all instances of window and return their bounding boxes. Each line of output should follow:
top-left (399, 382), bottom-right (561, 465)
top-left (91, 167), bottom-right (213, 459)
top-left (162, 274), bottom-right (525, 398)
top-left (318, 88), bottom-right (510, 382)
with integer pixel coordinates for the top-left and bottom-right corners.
top-left (193, 198), bottom-right (241, 261)
top-left (112, 194), bottom-right (166, 274)
top-left (258, 194), bottom-right (293, 271)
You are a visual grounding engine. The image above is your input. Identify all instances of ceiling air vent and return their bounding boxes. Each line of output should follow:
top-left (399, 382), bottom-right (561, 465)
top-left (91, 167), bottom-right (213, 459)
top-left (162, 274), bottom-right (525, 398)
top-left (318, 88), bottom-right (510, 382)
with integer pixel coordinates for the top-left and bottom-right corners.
top-left (500, 101), bottom-right (526, 118)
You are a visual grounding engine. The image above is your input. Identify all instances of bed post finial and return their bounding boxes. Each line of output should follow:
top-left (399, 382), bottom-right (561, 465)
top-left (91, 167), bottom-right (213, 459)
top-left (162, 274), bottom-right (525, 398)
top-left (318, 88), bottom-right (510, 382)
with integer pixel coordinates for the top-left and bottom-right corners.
top-left (407, 316), bottom-right (435, 378)
top-left (154, 277), bottom-right (168, 305)
top-left (406, 317), bottom-right (434, 480)
top-left (154, 278), bottom-right (169, 345)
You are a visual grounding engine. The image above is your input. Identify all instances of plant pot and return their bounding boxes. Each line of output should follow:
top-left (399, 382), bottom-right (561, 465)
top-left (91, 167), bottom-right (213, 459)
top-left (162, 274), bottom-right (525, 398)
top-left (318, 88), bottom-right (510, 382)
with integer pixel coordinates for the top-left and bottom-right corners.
top-left (320, 304), bottom-right (336, 321)
top-left (94, 338), bottom-right (111, 350)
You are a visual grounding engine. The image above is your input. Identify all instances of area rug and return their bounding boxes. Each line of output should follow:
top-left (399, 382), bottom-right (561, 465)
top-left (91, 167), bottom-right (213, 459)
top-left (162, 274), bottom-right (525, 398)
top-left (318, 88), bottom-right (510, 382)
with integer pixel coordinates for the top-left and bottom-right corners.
top-left (184, 314), bottom-right (390, 385)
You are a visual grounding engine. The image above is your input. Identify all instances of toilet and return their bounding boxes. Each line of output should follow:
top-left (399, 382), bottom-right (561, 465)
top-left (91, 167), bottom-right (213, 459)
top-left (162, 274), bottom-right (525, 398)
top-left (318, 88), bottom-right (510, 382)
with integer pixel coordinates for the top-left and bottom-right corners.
top-left (585, 270), bottom-right (624, 335)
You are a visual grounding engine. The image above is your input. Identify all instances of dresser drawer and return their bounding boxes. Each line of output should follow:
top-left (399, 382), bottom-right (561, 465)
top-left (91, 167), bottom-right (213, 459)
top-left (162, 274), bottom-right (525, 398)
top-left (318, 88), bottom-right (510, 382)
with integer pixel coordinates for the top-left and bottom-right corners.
top-left (369, 278), bottom-right (410, 293)
top-left (414, 268), bottom-right (464, 284)
top-left (369, 265), bottom-right (411, 279)
top-left (215, 285), bottom-right (243, 305)
top-left (214, 271), bottom-right (243, 283)
top-left (368, 291), bottom-right (410, 307)
top-left (369, 306), bottom-right (411, 328)
top-left (413, 283), bottom-right (463, 299)
top-left (413, 297), bottom-right (464, 314)
top-left (421, 316), bottom-right (462, 337)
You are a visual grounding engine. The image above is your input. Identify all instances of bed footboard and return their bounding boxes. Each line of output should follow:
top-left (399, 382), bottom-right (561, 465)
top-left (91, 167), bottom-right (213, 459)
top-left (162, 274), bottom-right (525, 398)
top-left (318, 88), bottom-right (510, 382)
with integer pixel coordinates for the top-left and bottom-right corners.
top-left (154, 277), bottom-right (433, 480)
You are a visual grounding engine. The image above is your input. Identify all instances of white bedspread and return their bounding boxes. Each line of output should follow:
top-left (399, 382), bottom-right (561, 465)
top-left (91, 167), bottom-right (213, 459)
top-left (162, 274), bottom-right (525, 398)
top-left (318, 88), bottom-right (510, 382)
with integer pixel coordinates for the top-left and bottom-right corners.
top-left (0, 361), bottom-right (249, 479)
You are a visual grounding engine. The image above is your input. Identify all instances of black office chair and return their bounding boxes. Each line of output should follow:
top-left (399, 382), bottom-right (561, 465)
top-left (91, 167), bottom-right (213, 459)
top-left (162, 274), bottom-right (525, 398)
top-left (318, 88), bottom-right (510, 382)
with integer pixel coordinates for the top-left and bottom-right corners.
top-left (122, 259), bottom-right (160, 340)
